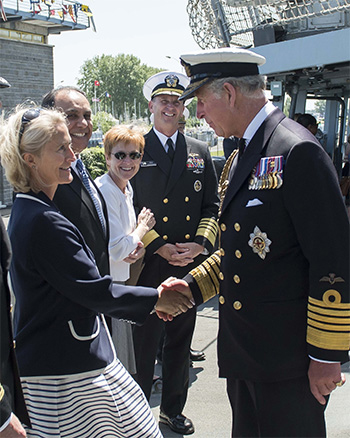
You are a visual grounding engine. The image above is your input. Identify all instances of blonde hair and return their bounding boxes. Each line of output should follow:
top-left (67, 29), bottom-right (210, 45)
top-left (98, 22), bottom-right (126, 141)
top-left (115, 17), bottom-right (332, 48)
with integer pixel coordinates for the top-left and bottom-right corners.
top-left (103, 124), bottom-right (145, 157)
top-left (0, 106), bottom-right (67, 193)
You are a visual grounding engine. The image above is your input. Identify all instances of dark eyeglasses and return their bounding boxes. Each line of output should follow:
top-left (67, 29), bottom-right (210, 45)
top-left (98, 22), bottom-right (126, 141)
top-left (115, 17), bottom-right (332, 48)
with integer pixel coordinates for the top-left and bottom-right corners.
top-left (19, 108), bottom-right (41, 143)
top-left (113, 151), bottom-right (142, 160)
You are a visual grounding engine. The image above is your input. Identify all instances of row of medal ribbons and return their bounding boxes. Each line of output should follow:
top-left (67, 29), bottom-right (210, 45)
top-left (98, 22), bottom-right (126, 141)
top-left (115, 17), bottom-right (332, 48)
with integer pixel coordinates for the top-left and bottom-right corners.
top-left (248, 156), bottom-right (284, 190)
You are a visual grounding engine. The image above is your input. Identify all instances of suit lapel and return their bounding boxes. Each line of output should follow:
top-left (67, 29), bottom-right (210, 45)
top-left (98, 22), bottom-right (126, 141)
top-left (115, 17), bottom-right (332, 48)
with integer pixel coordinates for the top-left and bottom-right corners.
top-left (69, 170), bottom-right (105, 237)
top-left (221, 109), bottom-right (286, 215)
top-left (165, 133), bottom-right (187, 195)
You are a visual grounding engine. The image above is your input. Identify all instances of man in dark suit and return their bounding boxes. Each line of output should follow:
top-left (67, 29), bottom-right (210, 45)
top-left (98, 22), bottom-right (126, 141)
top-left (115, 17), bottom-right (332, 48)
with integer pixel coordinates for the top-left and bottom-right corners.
top-left (131, 72), bottom-right (219, 435)
top-left (0, 76), bottom-right (29, 438)
top-left (42, 87), bottom-right (109, 277)
top-left (164, 48), bottom-right (349, 437)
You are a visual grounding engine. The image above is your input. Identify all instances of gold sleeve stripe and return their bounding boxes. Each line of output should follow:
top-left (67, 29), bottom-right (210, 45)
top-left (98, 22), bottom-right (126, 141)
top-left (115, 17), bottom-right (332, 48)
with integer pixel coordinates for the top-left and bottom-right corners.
top-left (308, 304), bottom-right (350, 317)
top-left (142, 230), bottom-right (160, 248)
top-left (308, 318), bottom-right (350, 332)
top-left (309, 297), bottom-right (350, 310)
top-left (307, 326), bottom-right (350, 350)
top-left (308, 310), bottom-right (350, 325)
top-left (189, 250), bottom-right (221, 303)
top-left (195, 218), bottom-right (219, 247)
top-left (202, 260), bottom-right (220, 292)
top-left (0, 384), bottom-right (4, 401)
top-left (191, 265), bottom-right (219, 303)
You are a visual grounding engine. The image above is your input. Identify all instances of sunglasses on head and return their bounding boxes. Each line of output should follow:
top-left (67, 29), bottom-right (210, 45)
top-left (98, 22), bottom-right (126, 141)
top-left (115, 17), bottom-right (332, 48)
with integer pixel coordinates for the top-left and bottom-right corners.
top-left (19, 108), bottom-right (41, 143)
top-left (113, 151), bottom-right (142, 160)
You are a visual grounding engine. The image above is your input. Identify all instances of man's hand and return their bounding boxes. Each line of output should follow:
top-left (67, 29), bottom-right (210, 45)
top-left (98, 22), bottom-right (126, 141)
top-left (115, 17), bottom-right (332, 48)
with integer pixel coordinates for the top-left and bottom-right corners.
top-left (168, 242), bottom-right (204, 267)
top-left (308, 359), bottom-right (345, 405)
top-left (155, 284), bottom-right (193, 320)
top-left (0, 414), bottom-right (27, 437)
top-left (161, 277), bottom-right (194, 304)
top-left (155, 244), bottom-right (181, 263)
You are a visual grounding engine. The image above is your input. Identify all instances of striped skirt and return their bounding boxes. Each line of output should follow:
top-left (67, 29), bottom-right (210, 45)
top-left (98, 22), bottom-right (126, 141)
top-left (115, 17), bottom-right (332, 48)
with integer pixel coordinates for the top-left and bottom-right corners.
top-left (21, 360), bottom-right (163, 438)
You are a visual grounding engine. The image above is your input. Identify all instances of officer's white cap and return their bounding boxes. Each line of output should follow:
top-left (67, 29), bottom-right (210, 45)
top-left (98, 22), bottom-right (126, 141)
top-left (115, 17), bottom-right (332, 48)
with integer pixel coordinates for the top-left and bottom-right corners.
top-left (179, 47), bottom-right (265, 101)
top-left (143, 71), bottom-right (190, 102)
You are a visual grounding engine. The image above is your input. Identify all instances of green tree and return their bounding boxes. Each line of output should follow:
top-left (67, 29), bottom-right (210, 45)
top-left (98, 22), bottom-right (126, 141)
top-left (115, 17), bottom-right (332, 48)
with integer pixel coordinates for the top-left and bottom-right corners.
top-left (77, 54), bottom-right (161, 120)
top-left (81, 147), bottom-right (107, 180)
top-left (92, 111), bottom-right (117, 134)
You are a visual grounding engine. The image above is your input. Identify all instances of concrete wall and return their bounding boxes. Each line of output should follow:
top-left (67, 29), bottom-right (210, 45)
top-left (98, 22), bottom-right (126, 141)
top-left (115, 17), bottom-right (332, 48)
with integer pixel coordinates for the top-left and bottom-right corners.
top-left (0, 37), bottom-right (54, 206)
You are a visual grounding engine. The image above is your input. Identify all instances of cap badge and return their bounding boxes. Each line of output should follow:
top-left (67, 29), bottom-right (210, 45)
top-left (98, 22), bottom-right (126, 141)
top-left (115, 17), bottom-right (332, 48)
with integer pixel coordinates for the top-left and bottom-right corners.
top-left (165, 74), bottom-right (179, 88)
top-left (248, 226), bottom-right (272, 260)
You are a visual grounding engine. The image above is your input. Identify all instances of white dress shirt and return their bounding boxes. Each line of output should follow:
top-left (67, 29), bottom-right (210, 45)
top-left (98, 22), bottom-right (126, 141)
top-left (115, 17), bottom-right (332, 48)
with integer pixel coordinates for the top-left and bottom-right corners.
top-left (153, 127), bottom-right (178, 152)
top-left (95, 173), bottom-right (140, 281)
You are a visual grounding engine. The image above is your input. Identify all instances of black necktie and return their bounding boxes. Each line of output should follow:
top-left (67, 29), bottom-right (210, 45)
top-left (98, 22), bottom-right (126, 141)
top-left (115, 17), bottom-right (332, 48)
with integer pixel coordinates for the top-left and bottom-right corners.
top-left (166, 138), bottom-right (175, 161)
top-left (238, 138), bottom-right (246, 161)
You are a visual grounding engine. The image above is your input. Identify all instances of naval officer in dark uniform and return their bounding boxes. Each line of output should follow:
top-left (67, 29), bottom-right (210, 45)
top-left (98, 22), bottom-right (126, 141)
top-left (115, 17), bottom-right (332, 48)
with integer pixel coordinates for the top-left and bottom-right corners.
top-left (131, 71), bottom-right (219, 435)
top-left (163, 48), bottom-right (350, 437)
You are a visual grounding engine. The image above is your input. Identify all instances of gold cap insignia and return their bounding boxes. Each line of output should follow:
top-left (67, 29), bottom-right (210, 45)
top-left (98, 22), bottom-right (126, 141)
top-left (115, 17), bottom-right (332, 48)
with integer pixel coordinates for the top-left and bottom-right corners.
top-left (165, 74), bottom-right (179, 88)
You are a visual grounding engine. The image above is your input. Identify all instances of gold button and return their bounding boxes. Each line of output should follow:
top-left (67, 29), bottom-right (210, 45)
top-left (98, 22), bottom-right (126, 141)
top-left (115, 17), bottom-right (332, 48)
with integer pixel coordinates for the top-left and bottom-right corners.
top-left (185, 197), bottom-right (190, 202)
top-left (186, 215), bottom-right (191, 221)
top-left (235, 250), bottom-right (242, 259)
top-left (234, 223), bottom-right (241, 232)
top-left (220, 248), bottom-right (225, 256)
top-left (220, 223), bottom-right (227, 232)
top-left (185, 234), bottom-right (190, 239)
top-left (233, 301), bottom-right (242, 310)
top-left (10, 304), bottom-right (14, 313)
top-left (13, 340), bottom-right (16, 349)
top-left (219, 296), bottom-right (225, 305)
top-left (233, 275), bottom-right (240, 284)
top-left (163, 198), bottom-right (169, 204)
top-left (219, 272), bottom-right (224, 280)
top-left (163, 235), bottom-right (168, 240)
top-left (163, 216), bottom-right (168, 222)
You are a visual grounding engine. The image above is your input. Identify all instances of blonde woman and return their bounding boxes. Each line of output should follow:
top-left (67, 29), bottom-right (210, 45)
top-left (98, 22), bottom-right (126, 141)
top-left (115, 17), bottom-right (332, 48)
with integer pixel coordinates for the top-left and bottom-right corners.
top-left (0, 106), bottom-right (192, 437)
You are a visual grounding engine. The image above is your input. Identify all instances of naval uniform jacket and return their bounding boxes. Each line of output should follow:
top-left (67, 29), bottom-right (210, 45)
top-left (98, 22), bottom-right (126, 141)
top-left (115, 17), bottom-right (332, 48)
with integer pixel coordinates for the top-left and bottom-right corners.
top-left (184, 109), bottom-right (350, 382)
top-left (0, 218), bottom-right (30, 428)
top-left (131, 129), bottom-right (219, 285)
top-left (54, 167), bottom-right (110, 277)
top-left (8, 192), bottom-right (158, 378)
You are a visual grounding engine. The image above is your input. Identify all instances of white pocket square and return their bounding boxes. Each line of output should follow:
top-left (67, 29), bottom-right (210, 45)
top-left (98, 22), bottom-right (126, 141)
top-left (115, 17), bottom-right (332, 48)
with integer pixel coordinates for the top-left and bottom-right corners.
top-left (246, 198), bottom-right (263, 207)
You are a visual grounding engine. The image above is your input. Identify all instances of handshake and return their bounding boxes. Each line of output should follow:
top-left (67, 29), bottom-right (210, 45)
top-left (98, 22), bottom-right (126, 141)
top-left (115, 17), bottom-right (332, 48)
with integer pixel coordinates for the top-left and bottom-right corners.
top-left (154, 277), bottom-right (193, 321)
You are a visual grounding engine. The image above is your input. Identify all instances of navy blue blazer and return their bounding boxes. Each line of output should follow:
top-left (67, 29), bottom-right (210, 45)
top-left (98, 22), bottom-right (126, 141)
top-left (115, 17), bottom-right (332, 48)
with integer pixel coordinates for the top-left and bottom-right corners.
top-left (8, 192), bottom-right (158, 377)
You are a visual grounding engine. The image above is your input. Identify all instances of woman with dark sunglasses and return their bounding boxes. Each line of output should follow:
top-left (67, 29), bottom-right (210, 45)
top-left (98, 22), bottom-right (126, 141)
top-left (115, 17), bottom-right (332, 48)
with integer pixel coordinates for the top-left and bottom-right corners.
top-left (95, 125), bottom-right (156, 375)
top-left (0, 106), bottom-right (193, 437)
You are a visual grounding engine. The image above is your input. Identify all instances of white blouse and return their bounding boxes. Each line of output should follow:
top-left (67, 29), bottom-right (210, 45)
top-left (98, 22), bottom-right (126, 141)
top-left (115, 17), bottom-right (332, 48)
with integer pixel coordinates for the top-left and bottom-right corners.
top-left (95, 173), bottom-right (139, 281)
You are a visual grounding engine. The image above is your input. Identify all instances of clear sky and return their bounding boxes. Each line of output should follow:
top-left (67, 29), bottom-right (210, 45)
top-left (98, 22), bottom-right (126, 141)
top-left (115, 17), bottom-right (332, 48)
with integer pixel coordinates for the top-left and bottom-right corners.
top-left (49, 0), bottom-right (200, 86)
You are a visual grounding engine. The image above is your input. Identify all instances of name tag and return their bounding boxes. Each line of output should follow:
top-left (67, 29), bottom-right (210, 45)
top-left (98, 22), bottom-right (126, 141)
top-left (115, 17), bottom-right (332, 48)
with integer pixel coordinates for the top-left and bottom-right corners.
top-left (141, 161), bottom-right (157, 168)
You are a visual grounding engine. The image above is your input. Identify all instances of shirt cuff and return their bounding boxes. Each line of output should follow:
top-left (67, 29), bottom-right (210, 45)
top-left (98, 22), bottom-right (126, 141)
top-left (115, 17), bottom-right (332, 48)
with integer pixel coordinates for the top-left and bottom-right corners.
top-left (309, 355), bottom-right (340, 364)
top-left (0, 412), bottom-right (12, 432)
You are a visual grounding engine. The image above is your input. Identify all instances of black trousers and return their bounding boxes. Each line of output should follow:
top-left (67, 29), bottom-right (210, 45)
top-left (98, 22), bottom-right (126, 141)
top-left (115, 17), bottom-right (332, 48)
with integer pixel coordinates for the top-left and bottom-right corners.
top-left (226, 375), bottom-right (328, 437)
top-left (133, 306), bottom-right (196, 416)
